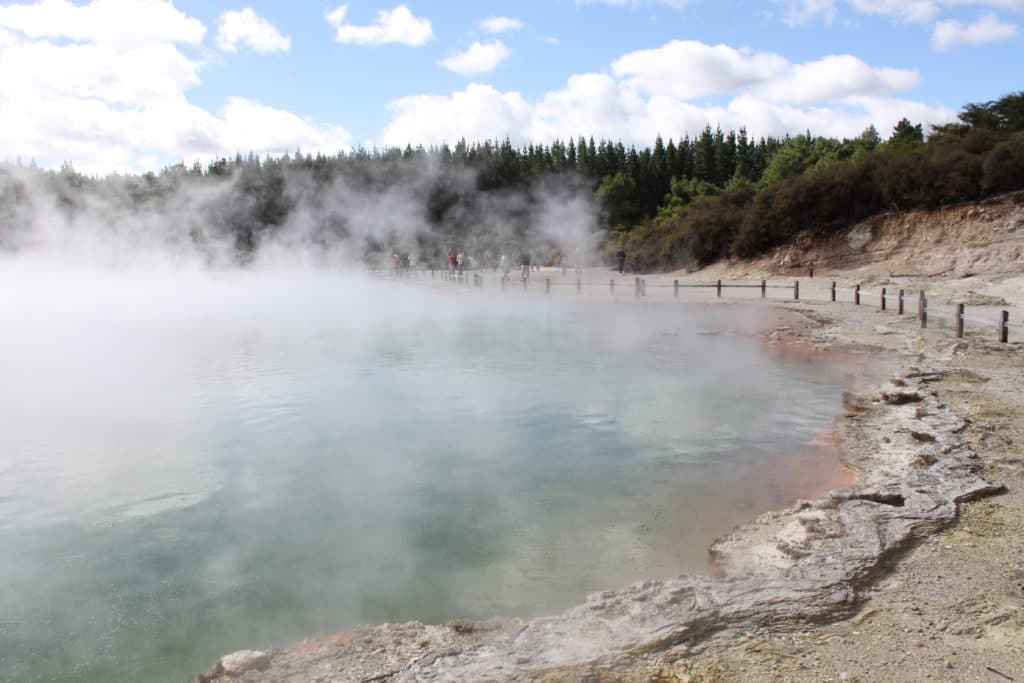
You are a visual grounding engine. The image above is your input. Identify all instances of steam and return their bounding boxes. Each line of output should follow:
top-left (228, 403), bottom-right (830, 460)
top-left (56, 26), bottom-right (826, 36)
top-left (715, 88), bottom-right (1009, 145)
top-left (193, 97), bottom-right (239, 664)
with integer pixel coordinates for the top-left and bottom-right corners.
top-left (0, 155), bottom-right (602, 271)
top-left (0, 158), bottom-right (859, 683)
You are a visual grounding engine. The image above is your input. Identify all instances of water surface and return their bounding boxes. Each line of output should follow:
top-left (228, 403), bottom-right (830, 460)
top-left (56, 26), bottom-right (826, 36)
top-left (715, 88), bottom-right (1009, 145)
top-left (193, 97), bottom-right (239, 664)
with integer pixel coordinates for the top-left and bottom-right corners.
top-left (0, 272), bottom-right (859, 682)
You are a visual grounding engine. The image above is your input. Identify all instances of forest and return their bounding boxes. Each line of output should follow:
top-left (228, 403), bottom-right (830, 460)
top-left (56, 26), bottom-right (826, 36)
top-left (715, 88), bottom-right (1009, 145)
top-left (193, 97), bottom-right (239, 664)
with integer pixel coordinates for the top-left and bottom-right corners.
top-left (1, 90), bottom-right (1022, 271)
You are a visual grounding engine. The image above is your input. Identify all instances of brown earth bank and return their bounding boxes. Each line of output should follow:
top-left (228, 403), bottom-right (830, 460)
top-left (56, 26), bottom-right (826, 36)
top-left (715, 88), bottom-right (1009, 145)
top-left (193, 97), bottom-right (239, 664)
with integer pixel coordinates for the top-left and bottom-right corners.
top-left (195, 199), bottom-right (1024, 683)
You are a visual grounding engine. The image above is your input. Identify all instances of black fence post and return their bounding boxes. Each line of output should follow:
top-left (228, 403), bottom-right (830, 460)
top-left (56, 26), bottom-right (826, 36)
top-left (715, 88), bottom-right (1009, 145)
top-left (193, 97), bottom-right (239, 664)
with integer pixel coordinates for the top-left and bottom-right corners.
top-left (674, 280), bottom-right (679, 298)
top-left (855, 285), bottom-right (861, 305)
top-left (956, 303), bottom-right (965, 338)
top-left (881, 287), bottom-right (887, 311)
top-left (717, 279), bottom-right (722, 298)
top-left (899, 289), bottom-right (905, 315)
top-left (831, 281), bottom-right (836, 302)
top-left (761, 279), bottom-right (766, 298)
top-left (794, 280), bottom-right (799, 300)
top-left (1001, 311), bottom-right (1009, 343)
top-left (920, 291), bottom-right (928, 329)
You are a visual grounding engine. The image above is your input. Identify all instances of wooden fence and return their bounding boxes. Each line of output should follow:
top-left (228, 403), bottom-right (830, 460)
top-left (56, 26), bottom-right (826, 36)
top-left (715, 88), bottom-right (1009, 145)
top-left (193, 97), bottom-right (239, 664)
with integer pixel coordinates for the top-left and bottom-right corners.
top-left (383, 268), bottom-right (1018, 344)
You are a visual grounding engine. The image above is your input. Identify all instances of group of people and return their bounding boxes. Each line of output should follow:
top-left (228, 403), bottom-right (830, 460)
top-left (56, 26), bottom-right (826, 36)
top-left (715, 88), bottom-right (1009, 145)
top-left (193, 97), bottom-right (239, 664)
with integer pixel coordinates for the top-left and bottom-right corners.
top-left (437, 244), bottom-right (628, 280)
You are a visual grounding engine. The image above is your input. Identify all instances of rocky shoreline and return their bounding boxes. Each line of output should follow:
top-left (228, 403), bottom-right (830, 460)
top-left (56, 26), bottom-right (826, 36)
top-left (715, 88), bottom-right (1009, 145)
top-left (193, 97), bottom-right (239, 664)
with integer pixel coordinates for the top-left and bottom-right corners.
top-left (195, 296), bottom-right (1022, 682)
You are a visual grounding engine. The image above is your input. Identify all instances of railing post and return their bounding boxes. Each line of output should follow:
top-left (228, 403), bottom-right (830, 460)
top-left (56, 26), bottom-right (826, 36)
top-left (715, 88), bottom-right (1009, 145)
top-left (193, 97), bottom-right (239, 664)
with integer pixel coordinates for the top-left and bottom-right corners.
top-left (674, 280), bottom-right (679, 298)
top-left (956, 303), bottom-right (965, 338)
top-left (609, 279), bottom-right (614, 295)
top-left (545, 278), bottom-right (551, 294)
top-left (855, 284), bottom-right (861, 305)
top-left (717, 279), bottom-right (722, 298)
top-left (809, 263), bottom-right (814, 278)
top-left (1001, 311), bottom-right (1009, 343)
top-left (635, 277), bottom-right (640, 298)
top-left (576, 278), bottom-right (581, 295)
top-left (898, 289), bottom-right (904, 315)
top-left (794, 280), bottom-right (799, 300)
top-left (831, 281), bottom-right (836, 302)
top-left (920, 291), bottom-right (928, 329)
top-left (761, 279), bottom-right (766, 298)
top-left (881, 287), bottom-right (887, 311)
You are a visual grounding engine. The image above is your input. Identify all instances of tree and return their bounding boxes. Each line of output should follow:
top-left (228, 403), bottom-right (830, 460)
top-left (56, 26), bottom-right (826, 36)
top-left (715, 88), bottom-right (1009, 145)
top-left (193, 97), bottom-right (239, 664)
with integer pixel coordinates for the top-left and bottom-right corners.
top-left (888, 118), bottom-right (924, 147)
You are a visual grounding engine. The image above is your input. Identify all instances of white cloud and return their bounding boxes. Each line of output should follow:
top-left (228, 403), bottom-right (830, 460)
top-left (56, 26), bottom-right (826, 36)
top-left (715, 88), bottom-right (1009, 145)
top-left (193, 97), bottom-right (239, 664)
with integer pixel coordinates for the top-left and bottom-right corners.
top-left (380, 84), bottom-right (533, 147)
top-left (611, 41), bottom-right (790, 100)
top-left (760, 54), bottom-right (920, 103)
top-left (773, 0), bottom-right (838, 25)
top-left (574, 0), bottom-right (691, 8)
top-left (216, 7), bottom-right (291, 54)
top-left (849, 0), bottom-right (1024, 23)
top-left (479, 16), bottom-right (523, 33)
top-left (609, 41), bottom-right (917, 104)
top-left (438, 41), bottom-right (510, 76)
top-left (769, 0), bottom-right (1024, 25)
top-left (0, 0), bottom-right (349, 173)
top-left (0, 0), bottom-right (205, 48)
top-left (379, 39), bottom-right (952, 148)
top-left (325, 3), bottom-right (434, 46)
top-left (932, 12), bottom-right (1018, 48)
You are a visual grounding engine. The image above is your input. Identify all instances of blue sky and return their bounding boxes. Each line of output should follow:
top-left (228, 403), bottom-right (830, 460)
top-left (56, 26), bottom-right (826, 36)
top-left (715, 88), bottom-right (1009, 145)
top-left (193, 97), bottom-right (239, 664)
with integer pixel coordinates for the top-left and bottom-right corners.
top-left (0, 0), bottom-right (1020, 173)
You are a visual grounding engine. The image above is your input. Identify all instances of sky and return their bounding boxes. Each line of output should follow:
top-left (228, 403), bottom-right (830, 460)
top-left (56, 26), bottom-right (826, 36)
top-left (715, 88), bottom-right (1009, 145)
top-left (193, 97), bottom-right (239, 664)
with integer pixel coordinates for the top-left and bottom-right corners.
top-left (0, 0), bottom-right (1020, 175)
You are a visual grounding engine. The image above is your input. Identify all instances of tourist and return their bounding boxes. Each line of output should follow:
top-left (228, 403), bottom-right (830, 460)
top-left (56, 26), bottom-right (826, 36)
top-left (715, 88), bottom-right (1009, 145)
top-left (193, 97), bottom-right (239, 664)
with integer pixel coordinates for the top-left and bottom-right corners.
top-left (616, 246), bottom-right (626, 274)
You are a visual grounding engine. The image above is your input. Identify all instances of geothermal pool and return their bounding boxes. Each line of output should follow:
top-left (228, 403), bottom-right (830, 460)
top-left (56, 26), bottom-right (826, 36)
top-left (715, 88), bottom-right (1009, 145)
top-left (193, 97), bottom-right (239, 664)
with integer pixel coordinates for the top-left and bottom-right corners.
top-left (0, 272), bottom-right (859, 683)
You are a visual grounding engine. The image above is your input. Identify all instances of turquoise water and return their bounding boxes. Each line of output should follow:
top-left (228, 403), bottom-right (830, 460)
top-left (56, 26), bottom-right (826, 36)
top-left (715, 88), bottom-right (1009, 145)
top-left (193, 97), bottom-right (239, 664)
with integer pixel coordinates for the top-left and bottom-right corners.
top-left (0, 272), bottom-right (857, 683)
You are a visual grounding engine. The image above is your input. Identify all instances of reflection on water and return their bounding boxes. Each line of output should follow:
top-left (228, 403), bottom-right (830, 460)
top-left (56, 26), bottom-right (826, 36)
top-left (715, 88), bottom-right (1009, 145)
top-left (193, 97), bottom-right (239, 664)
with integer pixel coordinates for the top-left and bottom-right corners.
top-left (0, 273), bottom-right (863, 683)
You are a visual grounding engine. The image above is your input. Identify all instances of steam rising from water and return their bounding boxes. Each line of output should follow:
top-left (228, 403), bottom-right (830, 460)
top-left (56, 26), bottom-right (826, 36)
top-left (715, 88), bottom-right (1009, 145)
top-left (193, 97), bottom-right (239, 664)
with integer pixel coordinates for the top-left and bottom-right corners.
top-left (1, 163), bottom-right (858, 682)
top-left (0, 267), bottom-right (860, 683)
top-left (0, 157), bottom-right (599, 271)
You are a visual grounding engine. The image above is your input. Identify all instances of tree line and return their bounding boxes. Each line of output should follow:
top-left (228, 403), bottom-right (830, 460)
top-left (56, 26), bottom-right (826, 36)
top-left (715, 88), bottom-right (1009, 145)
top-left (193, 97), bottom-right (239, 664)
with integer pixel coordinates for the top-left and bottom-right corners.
top-left (1, 90), bottom-right (1022, 270)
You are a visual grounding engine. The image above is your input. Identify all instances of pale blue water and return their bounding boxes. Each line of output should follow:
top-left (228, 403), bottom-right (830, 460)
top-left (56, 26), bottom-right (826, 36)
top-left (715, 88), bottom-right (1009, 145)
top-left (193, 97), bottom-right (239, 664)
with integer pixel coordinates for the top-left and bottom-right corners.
top-left (0, 272), bottom-right (859, 682)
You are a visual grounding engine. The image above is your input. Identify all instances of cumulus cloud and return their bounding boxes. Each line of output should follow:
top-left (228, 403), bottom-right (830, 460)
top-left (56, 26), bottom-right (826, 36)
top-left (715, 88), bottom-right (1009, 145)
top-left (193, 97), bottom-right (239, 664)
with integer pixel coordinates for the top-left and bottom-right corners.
top-left (611, 41), bottom-right (790, 100)
top-left (610, 41), bottom-right (917, 103)
top-left (216, 7), bottom-right (291, 54)
top-left (379, 39), bottom-right (951, 148)
top-left (325, 3), bottom-right (434, 46)
top-left (438, 40), bottom-right (511, 76)
top-left (932, 12), bottom-right (1018, 48)
top-left (479, 16), bottom-right (523, 33)
top-left (0, 0), bottom-right (205, 47)
top-left (0, 0), bottom-right (349, 173)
